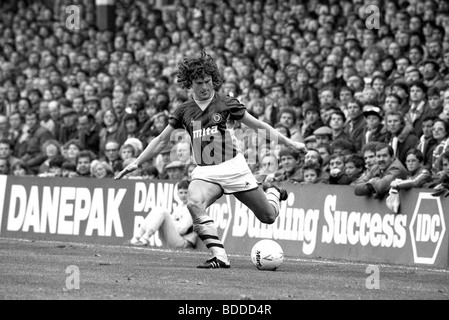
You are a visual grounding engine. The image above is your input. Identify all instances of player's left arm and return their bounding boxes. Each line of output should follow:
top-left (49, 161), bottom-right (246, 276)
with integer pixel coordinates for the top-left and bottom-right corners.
top-left (240, 111), bottom-right (307, 153)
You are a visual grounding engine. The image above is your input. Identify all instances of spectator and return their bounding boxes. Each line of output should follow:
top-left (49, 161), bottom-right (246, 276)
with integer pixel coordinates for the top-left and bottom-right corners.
top-left (328, 109), bottom-right (349, 142)
top-left (0, 158), bottom-right (10, 175)
top-left (99, 108), bottom-right (121, 155)
top-left (61, 161), bottom-right (78, 178)
top-left (344, 99), bottom-right (366, 151)
top-left (76, 113), bottom-right (101, 156)
top-left (58, 108), bottom-right (79, 144)
top-left (404, 81), bottom-right (431, 137)
top-left (313, 126), bottom-right (333, 146)
top-left (431, 119), bottom-right (449, 174)
top-left (164, 160), bottom-right (186, 181)
top-left (345, 154), bottom-right (365, 185)
top-left (417, 115), bottom-right (438, 169)
top-left (91, 160), bottom-right (114, 179)
top-left (63, 138), bottom-right (84, 165)
top-left (328, 152), bottom-right (351, 185)
top-left (384, 110), bottom-right (419, 165)
top-left (11, 160), bottom-right (34, 177)
top-left (119, 143), bottom-right (138, 162)
top-left (277, 107), bottom-right (303, 143)
top-left (390, 149), bottom-right (432, 189)
top-left (427, 151), bottom-right (449, 189)
top-left (354, 143), bottom-right (408, 199)
top-left (0, 138), bottom-right (19, 168)
top-left (38, 139), bottom-right (62, 175)
top-left (253, 152), bottom-right (279, 184)
top-left (76, 150), bottom-right (96, 178)
top-left (20, 111), bottom-right (54, 174)
top-left (100, 140), bottom-right (123, 175)
top-left (301, 102), bottom-right (324, 139)
top-left (361, 105), bottom-right (387, 147)
top-left (41, 155), bottom-right (66, 178)
top-left (266, 147), bottom-right (302, 184)
top-left (300, 163), bottom-right (324, 185)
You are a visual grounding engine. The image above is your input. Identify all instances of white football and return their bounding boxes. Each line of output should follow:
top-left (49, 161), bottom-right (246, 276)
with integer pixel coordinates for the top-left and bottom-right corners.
top-left (251, 239), bottom-right (284, 271)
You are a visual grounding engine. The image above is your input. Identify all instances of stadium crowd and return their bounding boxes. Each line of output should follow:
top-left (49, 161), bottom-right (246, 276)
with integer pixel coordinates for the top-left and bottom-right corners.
top-left (0, 0), bottom-right (449, 193)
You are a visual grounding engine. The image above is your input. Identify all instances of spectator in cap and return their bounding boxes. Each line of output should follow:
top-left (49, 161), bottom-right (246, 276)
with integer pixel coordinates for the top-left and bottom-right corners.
top-left (313, 126), bottom-right (333, 146)
top-left (164, 160), bottom-right (187, 181)
top-left (57, 107), bottom-right (79, 144)
top-left (361, 105), bottom-right (388, 147)
top-left (304, 135), bottom-right (317, 150)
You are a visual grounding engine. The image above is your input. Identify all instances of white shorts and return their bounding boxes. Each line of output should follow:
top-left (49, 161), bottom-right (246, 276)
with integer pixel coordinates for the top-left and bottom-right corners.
top-left (191, 153), bottom-right (259, 194)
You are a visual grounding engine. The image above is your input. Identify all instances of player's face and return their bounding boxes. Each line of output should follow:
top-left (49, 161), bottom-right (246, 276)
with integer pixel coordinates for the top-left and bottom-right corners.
top-left (192, 76), bottom-right (214, 101)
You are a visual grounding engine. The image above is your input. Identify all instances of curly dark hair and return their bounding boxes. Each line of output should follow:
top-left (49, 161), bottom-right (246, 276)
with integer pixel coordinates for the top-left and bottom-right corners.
top-left (177, 49), bottom-right (222, 90)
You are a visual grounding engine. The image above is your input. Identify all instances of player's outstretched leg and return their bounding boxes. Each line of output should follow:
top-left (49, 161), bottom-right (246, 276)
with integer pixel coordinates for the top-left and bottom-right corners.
top-left (262, 182), bottom-right (288, 219)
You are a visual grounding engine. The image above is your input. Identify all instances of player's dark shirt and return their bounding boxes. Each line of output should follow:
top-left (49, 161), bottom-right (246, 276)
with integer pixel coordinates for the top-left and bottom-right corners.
top-left (169, 92), bottom-right (246, 166)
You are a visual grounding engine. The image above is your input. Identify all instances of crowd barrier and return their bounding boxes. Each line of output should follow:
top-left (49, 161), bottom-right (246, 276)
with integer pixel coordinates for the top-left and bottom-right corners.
top-left (0, 175), bottom-right (447, 268)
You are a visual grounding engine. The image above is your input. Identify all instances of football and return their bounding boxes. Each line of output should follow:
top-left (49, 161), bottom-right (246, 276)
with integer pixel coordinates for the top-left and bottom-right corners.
top-left (251, 239), bottom-right (284, 271)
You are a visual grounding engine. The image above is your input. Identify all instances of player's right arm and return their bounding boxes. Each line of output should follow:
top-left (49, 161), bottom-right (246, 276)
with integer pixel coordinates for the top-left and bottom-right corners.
top-left (115, 125), bottom-right (175, 179)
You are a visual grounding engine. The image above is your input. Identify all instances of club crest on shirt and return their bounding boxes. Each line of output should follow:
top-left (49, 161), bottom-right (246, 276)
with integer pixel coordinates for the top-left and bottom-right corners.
top-left (212, 113), bottom-right (222, 123)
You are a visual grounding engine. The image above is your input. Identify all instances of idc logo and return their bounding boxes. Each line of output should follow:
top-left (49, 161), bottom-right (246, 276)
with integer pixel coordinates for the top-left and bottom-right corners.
top-left (409, 193), bottom-right (446, 265)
